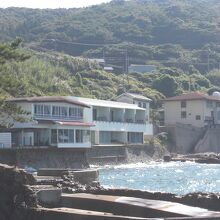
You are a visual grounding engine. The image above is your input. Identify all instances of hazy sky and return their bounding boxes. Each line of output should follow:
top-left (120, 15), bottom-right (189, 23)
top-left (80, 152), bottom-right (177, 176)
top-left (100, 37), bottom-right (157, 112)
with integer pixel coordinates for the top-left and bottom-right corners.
top-left (0, 0), bottom-right (112, 9)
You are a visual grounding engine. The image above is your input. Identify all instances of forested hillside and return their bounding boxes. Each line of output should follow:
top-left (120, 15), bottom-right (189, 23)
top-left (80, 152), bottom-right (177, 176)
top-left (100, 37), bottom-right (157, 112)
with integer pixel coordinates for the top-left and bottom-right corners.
top-left (1, 0), bottom-right (220, 104)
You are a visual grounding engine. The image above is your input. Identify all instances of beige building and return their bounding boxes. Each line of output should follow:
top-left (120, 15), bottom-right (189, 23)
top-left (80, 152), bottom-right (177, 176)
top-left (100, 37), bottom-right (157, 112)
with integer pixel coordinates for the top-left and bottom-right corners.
top-left (163, 92), bottom-right (220, 128)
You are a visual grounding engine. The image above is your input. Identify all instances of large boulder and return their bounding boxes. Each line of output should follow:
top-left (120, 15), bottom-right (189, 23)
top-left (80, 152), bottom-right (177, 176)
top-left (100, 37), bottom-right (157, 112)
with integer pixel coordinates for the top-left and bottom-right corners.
top-left (0, 164), bottom-right (37, 220)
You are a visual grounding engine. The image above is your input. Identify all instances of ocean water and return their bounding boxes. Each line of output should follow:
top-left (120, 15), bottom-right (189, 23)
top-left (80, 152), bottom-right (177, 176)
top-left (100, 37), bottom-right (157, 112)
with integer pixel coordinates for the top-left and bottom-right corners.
top-left (98, 162), bottom-right (220, 195)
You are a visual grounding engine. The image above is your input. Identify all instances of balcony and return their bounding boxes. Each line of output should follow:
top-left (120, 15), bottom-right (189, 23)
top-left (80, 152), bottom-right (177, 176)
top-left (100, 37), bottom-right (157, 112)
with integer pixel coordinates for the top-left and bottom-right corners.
top-left (95, 118), bottom-right (145, 124)
top-left (34, 114), bottom-right (83, 121)
top-left (92, 120), bottom-right (153, 133)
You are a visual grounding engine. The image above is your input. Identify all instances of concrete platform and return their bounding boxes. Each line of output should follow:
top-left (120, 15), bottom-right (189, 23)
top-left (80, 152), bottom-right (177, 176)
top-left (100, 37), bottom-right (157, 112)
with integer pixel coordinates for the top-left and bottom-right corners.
top-left (29, 207), bottom-right (163, 220)
top-left (28, 207), bottom-right (220, 220)
top-left (35, 186), bottom-right (62, 205)
top-left (65, 169), bottom-right (99, 185)
top-left (37, 168), bottom-right (99, 185)
top-left (61, 193), bottom-right (220, 219)
top-left (37, 168), bottom-right (77, 176)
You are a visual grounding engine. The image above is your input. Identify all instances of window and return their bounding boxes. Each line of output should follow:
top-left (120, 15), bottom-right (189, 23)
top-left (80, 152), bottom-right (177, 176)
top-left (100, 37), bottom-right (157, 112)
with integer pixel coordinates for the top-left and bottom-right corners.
top-left (181, 101), bottom-right (186, 108)
top-left (128, 132), bottom-right (143, 144)
top-left (34, 104), bottom-right (51, 116)
top-left (60, 107), bottom-right (67, 117)
top-left (44, 105), bottom-right (51, 115)
top-left (206, 101), bottom-right (213, 108)
top-left (51, 129), bottom-right (57, 144)
top-left (181, 111), bottom-right (187, 119)
top-left (143, 103), bottom-right (146, 108)
top-left (196, 115), bottom-right (201, 120)
top-left (93, 109), bottom-right (97, 120)
top-left (52, 106), bottom-right (60, 116)
top-left (69, 130), bottom-right (74, 143)
top-left (76, 130), bottom-right (83, 143)
top-left (218, 111), bottom-right (220, 121)
top-left (138, 102), bottom-right (142, 107)
top-left (69, 107), bottom-right (83, 119)
top-left (34, 104), bottom-right (43, 115)
top-left (57, 129), bottom-right (74, 143)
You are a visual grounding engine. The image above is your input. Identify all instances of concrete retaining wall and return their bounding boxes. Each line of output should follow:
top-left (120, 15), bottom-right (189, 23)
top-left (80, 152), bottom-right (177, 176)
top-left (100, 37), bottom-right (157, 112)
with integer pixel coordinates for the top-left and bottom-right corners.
top-left (0, 148), bottom-right (89, 169)
top-left (86, 144), bottom-right (165, 165)
top-left (195, 127), bottom-right (220, 153)
top-left (165, 124), bottom-right (205, 154)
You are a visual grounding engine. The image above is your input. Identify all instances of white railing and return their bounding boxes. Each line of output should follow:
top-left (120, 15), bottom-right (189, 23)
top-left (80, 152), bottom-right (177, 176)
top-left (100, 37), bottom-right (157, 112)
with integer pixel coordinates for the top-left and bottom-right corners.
top-left (34, 114), bottom-right (83, 121)
top-left (93, 121), bottom-right (153, 134)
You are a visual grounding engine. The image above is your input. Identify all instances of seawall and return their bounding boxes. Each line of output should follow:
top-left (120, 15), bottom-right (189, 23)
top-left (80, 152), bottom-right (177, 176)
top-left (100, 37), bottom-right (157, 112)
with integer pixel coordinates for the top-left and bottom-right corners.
top-left (0, 148), bottom-right (89, 169)
top-left (86, 144), bottom-right (168, 165)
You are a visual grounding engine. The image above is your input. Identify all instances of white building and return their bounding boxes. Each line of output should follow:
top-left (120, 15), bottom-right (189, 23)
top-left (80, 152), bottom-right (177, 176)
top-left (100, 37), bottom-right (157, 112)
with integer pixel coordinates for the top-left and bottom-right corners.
top-left (163, 92), bottom-right (220, 128)
top-left (2, 94), bottom-right (152, 148)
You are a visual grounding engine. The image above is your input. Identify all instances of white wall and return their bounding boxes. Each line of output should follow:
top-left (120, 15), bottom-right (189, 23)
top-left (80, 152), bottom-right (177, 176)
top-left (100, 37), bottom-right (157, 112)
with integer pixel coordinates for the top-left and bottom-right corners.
top-left (164, 100), bottom-right (207, 127)
top-left (57, 142), bottom-right (91, 148)
top-left (0, 133), bottom-right (12, 148)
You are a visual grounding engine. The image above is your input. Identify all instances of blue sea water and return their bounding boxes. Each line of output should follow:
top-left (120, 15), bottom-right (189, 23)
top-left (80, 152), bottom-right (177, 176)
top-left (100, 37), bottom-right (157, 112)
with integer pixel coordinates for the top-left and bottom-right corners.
top-left (98, 162), bottom-right (220, 195)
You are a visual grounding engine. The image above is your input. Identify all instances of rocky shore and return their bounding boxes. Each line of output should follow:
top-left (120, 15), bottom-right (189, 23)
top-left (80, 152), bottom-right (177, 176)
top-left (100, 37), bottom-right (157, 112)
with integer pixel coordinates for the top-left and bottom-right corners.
top-left (1, 162), bottom-right (220, 220)
top-left (164, 152), bottom-right (220, 164)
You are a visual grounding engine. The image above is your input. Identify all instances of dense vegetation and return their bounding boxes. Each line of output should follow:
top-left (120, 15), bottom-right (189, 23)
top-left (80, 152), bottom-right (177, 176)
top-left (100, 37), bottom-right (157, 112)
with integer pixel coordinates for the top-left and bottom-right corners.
top-left (1, 0), bottom-right (220, 70)
top-left (1, 0), bottom-right (220, 106)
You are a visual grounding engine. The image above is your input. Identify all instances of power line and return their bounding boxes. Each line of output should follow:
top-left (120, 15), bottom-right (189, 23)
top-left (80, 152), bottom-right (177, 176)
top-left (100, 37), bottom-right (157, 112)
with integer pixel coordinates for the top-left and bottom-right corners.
top-left (43, 38), bottom-right (120, 47)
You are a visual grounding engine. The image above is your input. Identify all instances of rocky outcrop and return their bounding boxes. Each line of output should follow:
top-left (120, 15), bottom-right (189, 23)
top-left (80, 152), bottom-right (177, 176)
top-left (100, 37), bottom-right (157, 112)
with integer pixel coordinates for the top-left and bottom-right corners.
top-left (0, 164), bottom-right (37, 220)
top-left (170, 153), bottom-right (220, 164)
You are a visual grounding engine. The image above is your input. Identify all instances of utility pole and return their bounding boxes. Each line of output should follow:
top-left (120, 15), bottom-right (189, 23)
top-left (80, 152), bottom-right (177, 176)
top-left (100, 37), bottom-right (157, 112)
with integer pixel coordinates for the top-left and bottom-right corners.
top-left (123, 49), bottom-right (129, 92)
top-left (207, 49), bottom-right (211, 73)
top-left (102, 47), bottom-right (105, 61)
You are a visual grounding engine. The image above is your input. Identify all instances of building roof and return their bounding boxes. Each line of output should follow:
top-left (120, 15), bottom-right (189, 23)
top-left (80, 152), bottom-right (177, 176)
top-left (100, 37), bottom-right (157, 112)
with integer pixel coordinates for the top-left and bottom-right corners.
top-left (163, 92), bottom-right (220, 102)
top-left (68, 96), bottom-right (145, 110)
top-left (116, 93), bottom-right (152, 102)
top-left (8, 96), bottom-right (90, 108)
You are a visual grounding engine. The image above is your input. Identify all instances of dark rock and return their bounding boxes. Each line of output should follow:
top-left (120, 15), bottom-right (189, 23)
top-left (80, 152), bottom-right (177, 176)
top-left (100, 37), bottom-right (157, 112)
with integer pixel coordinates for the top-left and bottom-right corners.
top-left (163, 155), bottom-right (171, 162)
top-left (0, 164), bottom-right (37, 220)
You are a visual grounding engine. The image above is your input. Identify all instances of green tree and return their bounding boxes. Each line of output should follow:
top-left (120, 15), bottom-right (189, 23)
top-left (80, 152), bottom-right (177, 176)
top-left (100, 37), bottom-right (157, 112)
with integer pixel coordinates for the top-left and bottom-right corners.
top-left (153, 75), bottom-right (178, 97)
top-left (0, 40), bottom-right (30, 127)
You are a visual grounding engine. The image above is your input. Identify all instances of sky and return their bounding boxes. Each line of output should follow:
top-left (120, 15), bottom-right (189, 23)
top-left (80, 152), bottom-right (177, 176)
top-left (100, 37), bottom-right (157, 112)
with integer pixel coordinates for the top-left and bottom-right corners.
top-left (0, 0), bottom-right (112, 9)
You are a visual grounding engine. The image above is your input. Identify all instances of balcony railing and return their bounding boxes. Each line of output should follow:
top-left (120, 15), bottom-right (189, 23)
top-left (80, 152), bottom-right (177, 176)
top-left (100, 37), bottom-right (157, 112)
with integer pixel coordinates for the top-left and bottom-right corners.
top-left (94, 119), bottom-right (146, 124)
top-left (34, 114), bottom-right (83, 121)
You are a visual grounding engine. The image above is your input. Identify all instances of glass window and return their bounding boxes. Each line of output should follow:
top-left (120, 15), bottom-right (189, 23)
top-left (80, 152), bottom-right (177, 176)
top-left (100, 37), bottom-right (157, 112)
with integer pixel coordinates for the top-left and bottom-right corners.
top-left (69, 107), bottom-right (76, 117)
top-left (52, 106), bottom-right (60, 116)
top-left (51, 129), bottom-right (57, 144)
top-left (93, 109), bottom-right (97, 120)
top-left (138, 102), bottom-right (142, 107)
top-left (69, 107), bottom-right (83, 119)
top-left (216, 102), bottom-right (220, 107)
top-left (196, 115), bottom-right (201, 120)
top-left (181, 111), bottom-right (187, 119)
top-left (34, 104), bottom-right (43, 115)
top-left (60, 107), bottom-right (68, 117)
top-left (206, 101), bottom-right (213, 108)
top-left (181, 101), bottom-right (186, 108)
top-left (58, 129), bottom-right (71, 143)
top-left (218, 111), bottom-right (220, 120)
top-left (143, 103), bottom-right (146, 108)
top-left (128, 132), bottom-right (143, 144)
top-left (76, 130), bottom-right (83, 143)
top-left (69, 130), bottom-right (74, 143)
top-left (44, 105), bottom-right (51, 115)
